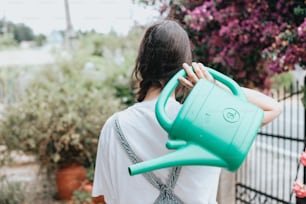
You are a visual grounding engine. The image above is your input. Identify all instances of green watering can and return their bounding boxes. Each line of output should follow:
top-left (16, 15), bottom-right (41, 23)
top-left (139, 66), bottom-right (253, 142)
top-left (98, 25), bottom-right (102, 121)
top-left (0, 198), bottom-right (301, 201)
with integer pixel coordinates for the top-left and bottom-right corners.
top-left (128, 67), bottom-right (264, 176)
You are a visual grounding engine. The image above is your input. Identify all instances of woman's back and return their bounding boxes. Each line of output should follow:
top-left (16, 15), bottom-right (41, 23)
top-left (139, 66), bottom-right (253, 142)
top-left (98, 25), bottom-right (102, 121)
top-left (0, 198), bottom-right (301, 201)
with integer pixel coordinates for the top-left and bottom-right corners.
top-left (92, 98), bottom-right (221, 204)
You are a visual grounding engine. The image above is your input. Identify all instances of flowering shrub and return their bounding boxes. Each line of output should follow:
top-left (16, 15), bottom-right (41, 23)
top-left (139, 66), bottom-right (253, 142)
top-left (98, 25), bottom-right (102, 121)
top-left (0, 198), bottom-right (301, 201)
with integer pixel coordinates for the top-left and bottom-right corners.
top-left (142, 0), bottom-right (306, 89)
top-left (263, 18), bottom-right (306, 74)
top-left (293, 151), bottom-right (306, 198)
top-left (293, 181), bottom-right (306, 198)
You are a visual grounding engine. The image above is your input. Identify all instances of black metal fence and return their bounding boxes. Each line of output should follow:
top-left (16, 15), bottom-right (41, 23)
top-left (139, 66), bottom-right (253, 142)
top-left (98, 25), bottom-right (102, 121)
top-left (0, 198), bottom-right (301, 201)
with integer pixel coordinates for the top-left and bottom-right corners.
top-left (235, 76), bottom-right (305, 204)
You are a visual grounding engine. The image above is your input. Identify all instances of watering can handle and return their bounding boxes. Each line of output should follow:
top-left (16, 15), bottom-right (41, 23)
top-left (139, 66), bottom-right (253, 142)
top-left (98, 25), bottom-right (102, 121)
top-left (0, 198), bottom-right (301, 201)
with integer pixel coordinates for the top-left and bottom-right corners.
top-left (155, 66), bottom-right (247, 132)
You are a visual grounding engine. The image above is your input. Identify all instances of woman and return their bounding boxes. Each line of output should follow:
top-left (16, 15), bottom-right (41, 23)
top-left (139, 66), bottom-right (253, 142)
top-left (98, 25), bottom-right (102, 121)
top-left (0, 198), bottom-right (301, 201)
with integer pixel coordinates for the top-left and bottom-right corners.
top-left (92, 20), bottom-right (282, 204)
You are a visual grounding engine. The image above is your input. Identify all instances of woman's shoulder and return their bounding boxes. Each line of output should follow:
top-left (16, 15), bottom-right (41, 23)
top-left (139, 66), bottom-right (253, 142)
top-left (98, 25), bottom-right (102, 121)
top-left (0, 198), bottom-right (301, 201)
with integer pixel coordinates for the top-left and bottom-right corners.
top-left (102, 108), bottom-right (131, 129)
top-left (102, 98), bottom-right (182, 130)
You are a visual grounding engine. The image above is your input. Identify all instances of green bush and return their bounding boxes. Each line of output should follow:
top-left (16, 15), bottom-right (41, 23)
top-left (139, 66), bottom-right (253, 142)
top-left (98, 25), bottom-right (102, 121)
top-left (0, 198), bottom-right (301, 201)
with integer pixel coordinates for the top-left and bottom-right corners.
top-left (72, 189), bottom-right (92, 204)
top-left (74, 29), bottom-right (141, 106)
top-left (0, 59), bottom-right (123, 173)
top-left (0, 66), bottom-right (39, 106)
top-left (271, 71), bottom-right (294, 90)
top-left (0, 34), bottom-right (17, 49)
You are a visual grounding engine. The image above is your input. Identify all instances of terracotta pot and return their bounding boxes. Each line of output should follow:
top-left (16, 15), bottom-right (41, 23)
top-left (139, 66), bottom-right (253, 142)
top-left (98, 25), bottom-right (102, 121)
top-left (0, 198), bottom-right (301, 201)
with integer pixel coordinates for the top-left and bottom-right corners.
top-left (56, 164), bottom-right (87, 200)
top-left (92, 195), bottom-right (106, 204)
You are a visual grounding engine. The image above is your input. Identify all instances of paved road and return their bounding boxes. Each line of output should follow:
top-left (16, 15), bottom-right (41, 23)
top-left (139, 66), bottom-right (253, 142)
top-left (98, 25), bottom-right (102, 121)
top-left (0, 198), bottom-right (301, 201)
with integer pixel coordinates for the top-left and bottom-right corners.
top-left (0, 47), bottom-right (54, 67)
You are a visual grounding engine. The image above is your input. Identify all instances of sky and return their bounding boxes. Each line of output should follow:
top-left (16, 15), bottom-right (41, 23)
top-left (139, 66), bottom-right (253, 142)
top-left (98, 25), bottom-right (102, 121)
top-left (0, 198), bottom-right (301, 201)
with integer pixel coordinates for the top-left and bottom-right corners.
top-left (0, 0), bottom-right (160, 35)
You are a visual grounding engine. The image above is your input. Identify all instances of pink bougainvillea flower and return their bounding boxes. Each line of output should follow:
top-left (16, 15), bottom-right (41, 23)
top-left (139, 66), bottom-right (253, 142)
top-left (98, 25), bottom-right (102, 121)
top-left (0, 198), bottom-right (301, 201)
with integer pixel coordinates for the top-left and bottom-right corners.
top-left (293, 181), bottom-right (306, 198)
top-left (174, 0), bottom-right (304, 89)
top-left (300, 151), bottom-right (306, 166)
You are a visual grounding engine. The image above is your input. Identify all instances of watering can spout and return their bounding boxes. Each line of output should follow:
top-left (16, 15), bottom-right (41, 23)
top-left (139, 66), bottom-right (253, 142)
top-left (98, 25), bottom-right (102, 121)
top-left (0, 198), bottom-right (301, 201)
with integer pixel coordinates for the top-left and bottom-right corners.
top-left (128, 143), bottom-right (228, 176)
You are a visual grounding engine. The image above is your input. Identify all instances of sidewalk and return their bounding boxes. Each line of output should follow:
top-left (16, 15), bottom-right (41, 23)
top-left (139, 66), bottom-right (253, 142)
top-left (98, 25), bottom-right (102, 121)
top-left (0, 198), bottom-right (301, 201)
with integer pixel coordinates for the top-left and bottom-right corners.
top-left (0, 47), bottom-right (54, 67)
top-left (0, 145), bottom-right (57, 203)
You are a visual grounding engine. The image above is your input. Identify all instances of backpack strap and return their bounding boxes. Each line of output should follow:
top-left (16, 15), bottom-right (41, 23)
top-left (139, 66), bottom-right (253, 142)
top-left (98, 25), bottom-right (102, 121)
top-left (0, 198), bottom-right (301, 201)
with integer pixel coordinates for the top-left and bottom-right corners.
top-left (113, 114), bottom-right (184, 204)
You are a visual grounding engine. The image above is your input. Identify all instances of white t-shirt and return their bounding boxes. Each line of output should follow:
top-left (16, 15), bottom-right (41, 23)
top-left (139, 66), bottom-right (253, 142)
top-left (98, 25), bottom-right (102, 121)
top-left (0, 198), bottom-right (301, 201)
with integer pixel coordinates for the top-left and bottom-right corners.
top-left (92, 98), bottom-right (221, 204)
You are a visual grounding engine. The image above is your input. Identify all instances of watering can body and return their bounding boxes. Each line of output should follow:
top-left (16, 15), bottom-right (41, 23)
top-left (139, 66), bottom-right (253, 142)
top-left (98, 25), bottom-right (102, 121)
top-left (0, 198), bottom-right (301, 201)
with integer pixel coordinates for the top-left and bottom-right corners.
top-left (128, 67), bottom-right (264, 176)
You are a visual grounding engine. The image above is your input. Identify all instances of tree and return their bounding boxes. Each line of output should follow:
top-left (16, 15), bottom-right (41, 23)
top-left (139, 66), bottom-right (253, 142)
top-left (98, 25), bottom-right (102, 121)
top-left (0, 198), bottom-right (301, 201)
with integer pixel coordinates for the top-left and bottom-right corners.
top-left (12, 23), bottom-right (34, 43)
top-left (138, 0), bottom-right (306, 89)
top-left (34, 34), bottom-right (47, 46)
top-left (0, 21), bottom-right (34, 43)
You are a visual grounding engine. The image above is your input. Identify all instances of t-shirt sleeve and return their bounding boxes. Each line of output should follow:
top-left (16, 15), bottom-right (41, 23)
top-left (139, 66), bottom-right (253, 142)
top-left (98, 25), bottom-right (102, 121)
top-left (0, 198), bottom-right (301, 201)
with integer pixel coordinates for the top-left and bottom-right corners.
top-left (92, 117), bottom-right (116, 198)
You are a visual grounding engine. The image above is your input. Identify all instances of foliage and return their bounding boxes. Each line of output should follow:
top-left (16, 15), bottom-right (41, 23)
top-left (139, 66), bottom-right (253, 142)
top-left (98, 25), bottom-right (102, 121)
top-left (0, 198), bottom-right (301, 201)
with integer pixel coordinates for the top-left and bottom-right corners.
top-left (0, 20), bottom-right (45, 45)
top-left (114, 74), bottom-right (136, 106)
top-left (271, 71), bottom-right (293, 90)
top-left (263, 18), bottom-right (306, 74)
top-left (0, 66), bottom-right (39, 106)
top-left (34, 34), bottom-right (47, 47)
top-left (76, 27), bottom-right (142, 105)
top-left (71, 189), bottom-right (92, 204)
top-left (141, 0), bottom-right (305, 90)
top-left (0, 21), bottom-right (35, 43)
top-left (77, 26), bottom-right (142, 58)
top-left (0, 33), bottom-right (17, 49)
top-left (86, 164), bottom-right (95, 182)
top-left (0, 176), bottom-right (27, 204)
top-left (0, 59), bottom-right (123, 173)
top-left (12, 23), bottom-right (35, 43)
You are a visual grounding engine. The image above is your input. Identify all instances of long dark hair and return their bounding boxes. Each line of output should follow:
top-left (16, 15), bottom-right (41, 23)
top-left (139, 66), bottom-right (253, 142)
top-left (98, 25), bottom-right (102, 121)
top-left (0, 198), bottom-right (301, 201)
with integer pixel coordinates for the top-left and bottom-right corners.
top-left (132, 20), bottom-right (192, 102)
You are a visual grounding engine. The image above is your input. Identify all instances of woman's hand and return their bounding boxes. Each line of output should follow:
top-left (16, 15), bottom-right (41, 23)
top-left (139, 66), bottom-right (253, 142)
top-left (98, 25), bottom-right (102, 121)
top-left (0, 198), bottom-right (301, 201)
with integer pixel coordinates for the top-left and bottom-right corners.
top-left (178, 62), bottom-right (215, 89)
top-left (178, 62), bottom-right (230, 92)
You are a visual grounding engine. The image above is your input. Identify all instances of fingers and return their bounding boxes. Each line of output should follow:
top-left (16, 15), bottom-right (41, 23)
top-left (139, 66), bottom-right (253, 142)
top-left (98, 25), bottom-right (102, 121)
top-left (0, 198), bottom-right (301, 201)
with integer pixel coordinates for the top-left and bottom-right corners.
top-left (179, 62), bottom-right (215, 89)
top-left (180, 63), bottom-right (196, 89)
top-left (198, 63), bottom-right (214, 82)
top-left (178, 76), bottom-right (194, 89)
top-left (192, 62), bottom-right (205, 80)
top-left (183, 63), bottom-right (199, 84)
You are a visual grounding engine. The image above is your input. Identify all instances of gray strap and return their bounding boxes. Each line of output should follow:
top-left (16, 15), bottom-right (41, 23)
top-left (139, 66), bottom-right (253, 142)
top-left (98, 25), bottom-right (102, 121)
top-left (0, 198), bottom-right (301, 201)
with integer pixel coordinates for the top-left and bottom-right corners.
top-left (113, 115), bottom-right (184, 204)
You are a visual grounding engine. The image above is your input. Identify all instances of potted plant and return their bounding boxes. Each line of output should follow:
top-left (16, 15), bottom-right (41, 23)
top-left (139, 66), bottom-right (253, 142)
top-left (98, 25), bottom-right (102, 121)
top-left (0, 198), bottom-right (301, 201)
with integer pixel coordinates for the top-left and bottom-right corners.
top-left (0, 60), bottom-right (123, 200)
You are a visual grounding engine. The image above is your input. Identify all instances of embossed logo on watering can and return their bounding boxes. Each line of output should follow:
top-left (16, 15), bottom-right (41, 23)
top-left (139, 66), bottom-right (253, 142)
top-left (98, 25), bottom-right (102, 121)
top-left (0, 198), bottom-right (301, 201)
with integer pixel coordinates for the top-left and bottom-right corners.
top-left (223, 108), bottom-right (240, 123)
